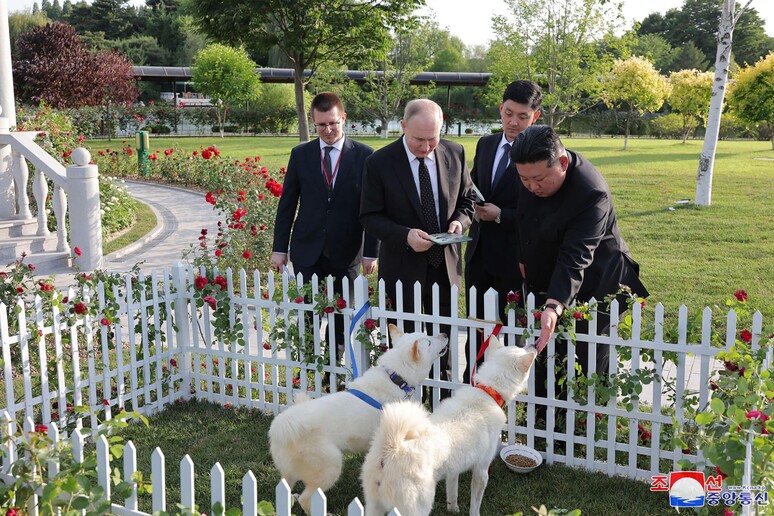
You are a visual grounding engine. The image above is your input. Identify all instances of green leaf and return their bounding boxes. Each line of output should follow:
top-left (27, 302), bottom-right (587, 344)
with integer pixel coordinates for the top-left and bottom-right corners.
top-left (72, 495), bottom-right (90, 510)
top-left (710, 397), bottom-right (725, 414)
top-left (696, 412), bottom-right (715, 425)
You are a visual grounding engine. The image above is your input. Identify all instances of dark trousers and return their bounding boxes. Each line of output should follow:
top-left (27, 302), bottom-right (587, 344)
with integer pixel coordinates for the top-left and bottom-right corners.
top-left (384, 263), bottom-right (452, 389)
top-left (464, 249), bottom-right (522, 383)
top-left (295, 255), bottom-right (359, 359)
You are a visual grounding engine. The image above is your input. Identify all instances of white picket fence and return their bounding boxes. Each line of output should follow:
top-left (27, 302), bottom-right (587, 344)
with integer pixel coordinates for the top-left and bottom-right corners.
top-left (0, 263), bottom-right (770, 515)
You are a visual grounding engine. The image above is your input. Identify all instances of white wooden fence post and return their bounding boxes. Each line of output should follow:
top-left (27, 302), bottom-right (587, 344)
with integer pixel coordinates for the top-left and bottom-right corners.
top-left (151, 447), bottom-right (166, 512)
top-left (211, 463), bottom-right (225, 513)
top-left (275, 479), bottom-right (292, 515)
top-left (242, 471), bottom-right (258, 516)
top-left (173, 263), bottom-right (194, 400)
top-left (96, 434), bottom-right (111, 500)
top-left (180, 455), bottom-right (195, 513)
top-left (66, 147), bottom-right (102, 270)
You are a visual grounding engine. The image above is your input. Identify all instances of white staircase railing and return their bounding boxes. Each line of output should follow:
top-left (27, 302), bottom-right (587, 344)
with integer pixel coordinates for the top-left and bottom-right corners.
top-left (0, 112), bottom-right (103, 270)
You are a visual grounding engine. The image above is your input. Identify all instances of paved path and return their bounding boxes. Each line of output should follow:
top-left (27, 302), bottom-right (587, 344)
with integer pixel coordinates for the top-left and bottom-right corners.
top-left (46, 181), bottom-right (220, 287)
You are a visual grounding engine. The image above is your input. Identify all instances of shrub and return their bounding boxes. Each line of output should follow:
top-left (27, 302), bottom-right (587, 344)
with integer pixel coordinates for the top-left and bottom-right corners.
top-left (464, 127), bottom-right (474, 134)
top-left (143, 123), bottom-right (171, 134)
top-left (650, 113), bottom-right (690, 139)
top-left (211, 125), bottom-right (239, 133)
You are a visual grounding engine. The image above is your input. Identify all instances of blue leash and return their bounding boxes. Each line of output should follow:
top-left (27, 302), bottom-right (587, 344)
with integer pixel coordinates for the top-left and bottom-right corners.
top-left (347, 388), bottom-right (382, 410)
top-left (347, 300), bottom-right (371, 378)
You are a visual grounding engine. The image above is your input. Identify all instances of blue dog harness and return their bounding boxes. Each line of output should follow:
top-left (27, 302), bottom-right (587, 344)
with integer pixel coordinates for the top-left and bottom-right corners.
top-left (347, 368), bottom-right (415, 410)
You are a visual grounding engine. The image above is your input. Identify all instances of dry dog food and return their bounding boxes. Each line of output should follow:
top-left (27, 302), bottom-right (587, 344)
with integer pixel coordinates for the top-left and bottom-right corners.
top-left (505, 454), bottom-right (538, 468)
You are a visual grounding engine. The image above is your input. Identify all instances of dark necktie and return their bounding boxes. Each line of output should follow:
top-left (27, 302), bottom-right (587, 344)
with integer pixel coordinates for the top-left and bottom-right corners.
top-left (323, 145), bottom-right (334, 193)
top-left (417, 157), bottom-right (444, 268)
top-left (491, 142), bottom-right (511, 189)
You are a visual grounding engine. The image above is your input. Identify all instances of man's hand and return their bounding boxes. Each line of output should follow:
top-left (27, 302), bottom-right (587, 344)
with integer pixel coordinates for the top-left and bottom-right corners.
top-left (535, 308), bottom-right (558, 354)
top-left (407, 228), bottom-right (433, 252)
top-left (270, 252), bottom-right (287, 272)
top-left (474, 202), bottom-right (501, 222)
top-left (447, 220), bottom-right (463, 234)
top-left (362, 258), bottom-right (377, 275)
top-left (535, 299), bottom-right (563, 354)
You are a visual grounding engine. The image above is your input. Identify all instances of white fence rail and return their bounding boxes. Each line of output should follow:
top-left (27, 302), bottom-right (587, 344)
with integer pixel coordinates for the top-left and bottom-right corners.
top-left (0, 263), bottom-right (770, 514)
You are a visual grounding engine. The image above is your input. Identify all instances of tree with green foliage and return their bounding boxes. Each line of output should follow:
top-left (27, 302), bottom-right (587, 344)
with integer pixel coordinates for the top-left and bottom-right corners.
top-left (728, 52), bottom-right (774, 149)
top-left (669, 41), bottom-right (709, 72)
top-left (65, 0), bottom-right (139, 41)
top-left (637, 0), bottom-right (773, 71)
top-left (488, 0), bottom-right (623, 128)
top-left (191, 43), bottom-right (262, 137)
top-left (668, 68), bottom-right (713, 142)
top-left (601, 56), bottom-right (670, 149)
top-left (631, 33), bottom-right (675, 73)
top-left (185, 0), bottom-right (422, 142)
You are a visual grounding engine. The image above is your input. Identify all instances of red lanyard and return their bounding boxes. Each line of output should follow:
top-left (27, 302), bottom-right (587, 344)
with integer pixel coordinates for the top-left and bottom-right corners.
top-left (320, 147), bottom-right (343, 191)
top-left (471, 323), bottom-right (503, 383)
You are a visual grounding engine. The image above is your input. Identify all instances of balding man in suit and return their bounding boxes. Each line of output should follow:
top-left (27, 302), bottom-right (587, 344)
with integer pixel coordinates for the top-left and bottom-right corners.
top-left (360, 99), bottom-right (475, 391)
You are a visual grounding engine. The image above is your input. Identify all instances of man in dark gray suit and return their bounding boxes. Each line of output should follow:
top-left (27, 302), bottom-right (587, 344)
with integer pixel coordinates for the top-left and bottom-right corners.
top-left (272, 92), bottom-right (378, 351)
top-left (463, 80), bottom-right (542, 383)
top-left (360, 99), bottom-right (475, 388)
top-left (512, 125), bottom-right (648, 402)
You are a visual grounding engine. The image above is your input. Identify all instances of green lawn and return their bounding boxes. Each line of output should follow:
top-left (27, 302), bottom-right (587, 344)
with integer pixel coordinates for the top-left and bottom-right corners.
top-left (117, 399), bottom-right (715, 516)
top-left (131, 134), bottom-right (774, 321)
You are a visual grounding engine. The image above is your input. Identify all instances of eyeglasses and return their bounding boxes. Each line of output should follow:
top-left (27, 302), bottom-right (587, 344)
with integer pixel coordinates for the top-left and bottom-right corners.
top-left (314, 119), bottom-right (343, 130)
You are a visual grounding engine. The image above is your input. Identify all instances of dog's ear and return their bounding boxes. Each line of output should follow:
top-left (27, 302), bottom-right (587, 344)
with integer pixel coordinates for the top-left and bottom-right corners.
top-left (484, 334), bottom-right (503, 360)
top-left (516, 350), bottom-right (536, 373)
top-left (411, 340), bottom-right (421, 363)
top-left (388, 323), bottom-right (403, 344)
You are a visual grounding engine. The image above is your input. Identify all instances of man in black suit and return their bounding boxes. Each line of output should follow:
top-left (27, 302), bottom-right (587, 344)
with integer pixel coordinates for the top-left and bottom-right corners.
top-left (360, 99), bottom-right (474, 387)
top-left (463, 80), bottom-right (542, 383)
top-left (512, 125), bottom-right (649, 402)
top-left (272, 92), bottom-right (378, 354)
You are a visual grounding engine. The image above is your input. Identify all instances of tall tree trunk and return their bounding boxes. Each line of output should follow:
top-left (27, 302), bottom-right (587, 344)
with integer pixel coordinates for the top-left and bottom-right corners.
top-left (293, 62), bottom-right (309, 143)
top-left (380, 119), bottom-right (389, 139)
top-left (695, 0), bottom-right (749, 206)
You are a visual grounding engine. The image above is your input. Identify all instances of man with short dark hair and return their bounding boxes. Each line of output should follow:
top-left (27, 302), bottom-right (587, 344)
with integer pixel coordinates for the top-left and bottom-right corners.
top-left (463, 80), bottom-right (541, 383)
top-left (272, 92), bottom-right (377, 354)
top-left (360, 99), bottom-right (475, 391)
top-left (511, 125), bottom-right (648, 402)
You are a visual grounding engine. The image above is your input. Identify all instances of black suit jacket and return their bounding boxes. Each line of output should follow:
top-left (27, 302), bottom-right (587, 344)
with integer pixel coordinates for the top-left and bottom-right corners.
top-left (360, 137), bottom-right (474, 289)
top-left (272, 137), bottom-right (378, 269)
top-left (516, 150), bottom-right (648, 306)
top-left (464, 133), bottom-right (521, 276)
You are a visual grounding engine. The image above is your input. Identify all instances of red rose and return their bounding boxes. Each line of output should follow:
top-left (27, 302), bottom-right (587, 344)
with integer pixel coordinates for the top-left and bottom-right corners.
top-left (724, 360), bottom-right (739, 372)
top-left (506, 291), bottom-right (521, 304)
top-left (194, 276), bottom-right (209, 290)
top-left (34, 424), bottom-right (48, 433)
top-left (573, 311), bottom-right (583, 320)
top-left (73, 246), bottom-right (82, 256)
top-left (733, 289), bottom-right (748, 302)
top-left (745, 410), bottom-right (770, 421)
top-left (292, 378), bottom-right (300, 386)
top-left (364, 319), bottom-right (376, 330)
top-left (533, 311), bottom-right (542, 320)
top-left (16, 286), bottom-right (23, 293)
top-left (203, 296), bottom-right (217, 310)
top-left (201, 149), bottom-right (212, 160)
top-left (215, 250), bottom-right (222, 257)
top-left (28, 264), bottom-right (34, 271)
top-left (62, 296), bottom-right (68, 303)
top-left (324, 306), bottom-right (335, 314)
top-left (74, 302), bottom-right (87, 314)
top-left (242, 250), bottom-right (252, 259)
top-left (263, 342), bottom-right (271, 350)
top-left (170, 358), bottom-right (177, 367)
top-left (336, 298), bottom-right (347, 309)
top-left (294, 296), bottom-right (304, 303)
top-left (100, 317), bottom-right (110, 326)
top-left (739, 329), bottom-right (752, 343)
top-left (262, 292), bottom-right (269, 299)
top-left (213, 276), bottom-right (227, 291)
top-left (103, 399), bottom-right (110, 406)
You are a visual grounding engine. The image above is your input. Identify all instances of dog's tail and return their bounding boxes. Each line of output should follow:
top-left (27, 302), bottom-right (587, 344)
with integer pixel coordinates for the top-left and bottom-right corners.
top-left (362, 400), bottom-right (434, 513)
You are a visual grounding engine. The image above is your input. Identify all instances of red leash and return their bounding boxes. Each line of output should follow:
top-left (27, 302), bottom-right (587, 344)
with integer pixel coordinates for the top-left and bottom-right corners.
top-left (470, 323), bottom-right (502, 383)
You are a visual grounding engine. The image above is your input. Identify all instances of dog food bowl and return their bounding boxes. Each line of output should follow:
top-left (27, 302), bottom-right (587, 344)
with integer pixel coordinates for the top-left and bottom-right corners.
top-left (500, 444), bottom-right (543, 474)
